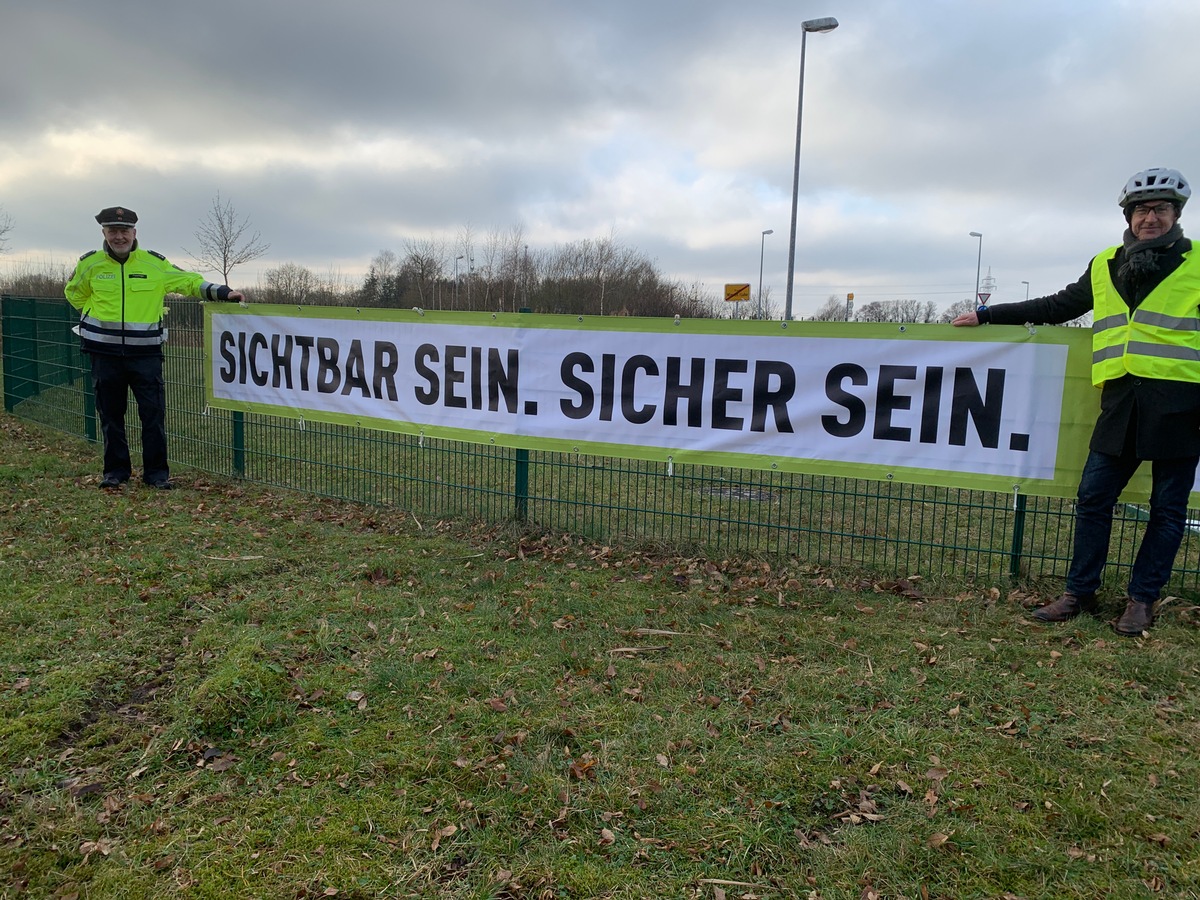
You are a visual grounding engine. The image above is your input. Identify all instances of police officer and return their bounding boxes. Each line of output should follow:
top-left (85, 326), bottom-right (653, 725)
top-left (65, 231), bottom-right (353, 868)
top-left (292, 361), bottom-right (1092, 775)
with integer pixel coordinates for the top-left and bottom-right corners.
top-left (953, 167), bottom-right (1199, 637)
top-left (65, 206), bottom-right (246, 490)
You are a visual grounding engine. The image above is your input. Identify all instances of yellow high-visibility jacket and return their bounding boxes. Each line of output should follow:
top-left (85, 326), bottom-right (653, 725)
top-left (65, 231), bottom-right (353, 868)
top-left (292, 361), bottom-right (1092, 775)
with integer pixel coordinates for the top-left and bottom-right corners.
top-left (64, 243), bottom-right (228, 355)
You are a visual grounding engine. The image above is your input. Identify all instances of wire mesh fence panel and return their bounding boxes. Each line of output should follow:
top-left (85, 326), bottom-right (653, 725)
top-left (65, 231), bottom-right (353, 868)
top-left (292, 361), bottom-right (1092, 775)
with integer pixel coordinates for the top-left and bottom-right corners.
top-left (5, 293), bottom-right (1200, 599)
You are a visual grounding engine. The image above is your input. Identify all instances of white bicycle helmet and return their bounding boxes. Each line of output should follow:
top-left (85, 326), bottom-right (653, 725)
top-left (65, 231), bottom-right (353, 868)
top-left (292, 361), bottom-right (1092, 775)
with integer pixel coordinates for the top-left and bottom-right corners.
top-left (1118, 167), bottom-right (1191, 209)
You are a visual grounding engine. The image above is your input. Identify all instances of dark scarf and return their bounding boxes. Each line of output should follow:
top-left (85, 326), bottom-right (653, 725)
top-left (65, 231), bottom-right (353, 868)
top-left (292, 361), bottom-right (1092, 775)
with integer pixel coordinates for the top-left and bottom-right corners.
top-left (1118, 222), bottom-right (1184, 281)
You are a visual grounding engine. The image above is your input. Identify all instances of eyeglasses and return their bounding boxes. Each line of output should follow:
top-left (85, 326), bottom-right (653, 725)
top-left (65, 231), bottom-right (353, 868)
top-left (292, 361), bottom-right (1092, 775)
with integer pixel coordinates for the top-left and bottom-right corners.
top-left (1130, 202), bottom-right (1175, 219)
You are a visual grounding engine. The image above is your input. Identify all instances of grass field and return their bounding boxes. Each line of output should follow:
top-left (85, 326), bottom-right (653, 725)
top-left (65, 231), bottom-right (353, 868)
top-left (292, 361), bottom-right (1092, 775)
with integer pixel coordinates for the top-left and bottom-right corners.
top-left (1, 413), bottom-right (1198, 899)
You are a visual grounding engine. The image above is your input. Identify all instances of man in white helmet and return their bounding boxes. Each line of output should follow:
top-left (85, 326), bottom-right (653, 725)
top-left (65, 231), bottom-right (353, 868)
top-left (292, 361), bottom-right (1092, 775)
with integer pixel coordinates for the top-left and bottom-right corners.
top-left (953, 167), bottom-right (1198, 636)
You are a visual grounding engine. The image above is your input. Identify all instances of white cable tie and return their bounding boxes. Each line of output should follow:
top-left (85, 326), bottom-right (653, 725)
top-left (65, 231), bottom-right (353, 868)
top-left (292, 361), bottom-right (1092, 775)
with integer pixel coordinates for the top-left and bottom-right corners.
top-left (667, 456), bottom-right (674, 477)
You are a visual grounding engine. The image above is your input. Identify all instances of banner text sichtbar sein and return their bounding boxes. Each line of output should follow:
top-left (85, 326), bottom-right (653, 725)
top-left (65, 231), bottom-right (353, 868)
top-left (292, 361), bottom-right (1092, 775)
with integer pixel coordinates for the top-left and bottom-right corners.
top-left (204, 306), bottom-right (1101, 498)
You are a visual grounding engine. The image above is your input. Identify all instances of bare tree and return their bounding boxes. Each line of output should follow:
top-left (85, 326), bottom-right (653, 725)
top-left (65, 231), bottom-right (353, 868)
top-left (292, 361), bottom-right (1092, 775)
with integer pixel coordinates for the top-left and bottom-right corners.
top-left (478, 227), bottom-right (505, 311)
top-left (0, 207), bottom-right (13, 254)
top-left (401, 237), bottom-right (446, 309)
top-left (812, 294), bottom-right (851, 321)
top-left (261, 262), bottom-right (319, 304)
top-left (186, 192), bottom-right (270, 284)
top-left (854, 298), bottom-right (938, 324)
top-left (454, 224), bottom-right (476, 311)
top-left (750, 285), bottom-right (776, 320)
top-left (939, 298), bottom-right (979, 323)
top-left (500, 224), bottom-right (527, 313)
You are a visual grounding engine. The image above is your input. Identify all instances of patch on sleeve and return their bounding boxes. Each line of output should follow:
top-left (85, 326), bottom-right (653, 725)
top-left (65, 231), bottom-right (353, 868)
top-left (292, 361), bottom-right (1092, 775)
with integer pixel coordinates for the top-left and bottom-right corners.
top-left (78, 249), bottom-right (97, 260)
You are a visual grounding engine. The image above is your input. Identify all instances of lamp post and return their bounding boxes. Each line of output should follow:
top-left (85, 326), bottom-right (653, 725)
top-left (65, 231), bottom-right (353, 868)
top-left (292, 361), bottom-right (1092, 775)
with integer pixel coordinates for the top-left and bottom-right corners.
top-left (455, 255), bottom-right (464, 308)
top-left (969, 231), bottom-right (983, 307)
top-left (784, 16), bottom-right (839, 321)
top-left (1021, 280), bottom-right (1029, 301)
top-left (757, 229), bottom-right (774, 319)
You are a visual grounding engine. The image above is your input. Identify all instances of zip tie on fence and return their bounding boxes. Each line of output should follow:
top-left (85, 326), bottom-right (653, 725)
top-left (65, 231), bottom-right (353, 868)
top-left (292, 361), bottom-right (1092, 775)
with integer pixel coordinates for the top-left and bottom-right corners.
top-left (202, 405), bottom-right (210, 417)
top-left (667, 455), bottom-right (674, 477)
top-left (297, 416), bottom-right (305, 432)
top-left (419, 431), bottom-right (425, 449)
top-left (1013, 485), bottom-right (1021, 510)
top-left (1025, 322), bottom-right (1037, 335)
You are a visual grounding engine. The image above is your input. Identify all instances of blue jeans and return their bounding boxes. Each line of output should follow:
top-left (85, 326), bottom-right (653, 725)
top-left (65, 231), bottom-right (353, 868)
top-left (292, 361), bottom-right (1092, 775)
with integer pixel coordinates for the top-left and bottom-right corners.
top-left (1066, 448), bottom-right (1199, 604)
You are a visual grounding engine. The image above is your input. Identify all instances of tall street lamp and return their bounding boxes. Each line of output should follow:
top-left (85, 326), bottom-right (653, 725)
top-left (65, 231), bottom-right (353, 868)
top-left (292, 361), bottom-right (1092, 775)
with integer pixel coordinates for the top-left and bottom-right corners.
top-left (784, 16), bottom-right (839, 321)
top-left (455, 255), bottom-right (464, 307)
top-left (969, 231), bottom-right (983, 307)
top-left (1021, 279), bottom-right (1030, 301)
top-left (757, 229), bottom-right (774, 319)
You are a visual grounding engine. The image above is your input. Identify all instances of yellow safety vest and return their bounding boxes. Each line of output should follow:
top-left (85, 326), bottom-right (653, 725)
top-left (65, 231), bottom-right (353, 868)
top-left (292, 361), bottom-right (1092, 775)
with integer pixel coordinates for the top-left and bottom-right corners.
top-left (1090, 244), bottom-right (1200, 387)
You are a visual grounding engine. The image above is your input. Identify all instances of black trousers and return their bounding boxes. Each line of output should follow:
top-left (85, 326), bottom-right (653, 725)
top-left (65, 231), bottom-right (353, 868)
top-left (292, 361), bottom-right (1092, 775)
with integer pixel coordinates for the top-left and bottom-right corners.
top-left (90, 352), bottom-right (169, 484)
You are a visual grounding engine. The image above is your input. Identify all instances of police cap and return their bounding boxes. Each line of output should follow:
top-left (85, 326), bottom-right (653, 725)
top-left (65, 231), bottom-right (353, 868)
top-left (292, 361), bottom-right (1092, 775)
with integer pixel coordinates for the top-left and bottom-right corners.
top-left (95, 206), bottom-right (138, 227)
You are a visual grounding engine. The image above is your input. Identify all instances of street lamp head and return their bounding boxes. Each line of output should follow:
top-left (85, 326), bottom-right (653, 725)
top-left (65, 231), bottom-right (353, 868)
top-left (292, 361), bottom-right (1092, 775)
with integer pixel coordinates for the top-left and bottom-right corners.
top-left (969, 231), bottom-right (982, 238)
top-left (802, 17), bottom-right (839, 32)
top-left (763, 229), bottom-right (774, 236)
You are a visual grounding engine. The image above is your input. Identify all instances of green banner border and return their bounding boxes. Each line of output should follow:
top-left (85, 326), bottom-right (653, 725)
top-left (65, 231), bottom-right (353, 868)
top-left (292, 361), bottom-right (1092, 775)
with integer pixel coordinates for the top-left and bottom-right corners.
top-left (203, 304), bottom-right (1123, 500)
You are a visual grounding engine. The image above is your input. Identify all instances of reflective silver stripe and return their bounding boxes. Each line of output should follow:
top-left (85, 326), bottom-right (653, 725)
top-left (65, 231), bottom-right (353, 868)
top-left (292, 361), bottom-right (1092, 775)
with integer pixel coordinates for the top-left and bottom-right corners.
top-left (81, 331), bottom-right (163, 347)
top-left (1134, 310), bottom-right (1200, 331)
top-left (79, 314), bottom-right (164, 347)
top-left (81, 315), bottom-right (160, 333)
top-left (1126, 340), bottom-right (1200, 362)
top-left (1093, 344), bottom-right (1125, 364)
top-left (1093, 313), bottom-right (1127, 332)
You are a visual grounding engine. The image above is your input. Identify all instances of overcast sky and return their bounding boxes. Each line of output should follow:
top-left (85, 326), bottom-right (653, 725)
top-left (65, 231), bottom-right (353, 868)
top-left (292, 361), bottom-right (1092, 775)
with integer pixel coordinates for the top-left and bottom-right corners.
top-left (2, 0), bottom-right (1197, 318)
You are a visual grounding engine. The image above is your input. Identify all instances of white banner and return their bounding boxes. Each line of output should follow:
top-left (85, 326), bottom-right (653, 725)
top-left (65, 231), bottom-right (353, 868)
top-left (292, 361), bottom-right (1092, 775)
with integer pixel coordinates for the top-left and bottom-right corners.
top-left (207, 309), bottom-right (1079, 487)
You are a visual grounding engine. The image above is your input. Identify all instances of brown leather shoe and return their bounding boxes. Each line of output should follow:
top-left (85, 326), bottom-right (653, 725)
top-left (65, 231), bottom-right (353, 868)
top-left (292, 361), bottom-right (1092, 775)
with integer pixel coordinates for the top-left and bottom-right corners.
top-left (1030, 592), bottom-right (1096, 622)
top-left (1115, 598), bottom-right (1155, 636)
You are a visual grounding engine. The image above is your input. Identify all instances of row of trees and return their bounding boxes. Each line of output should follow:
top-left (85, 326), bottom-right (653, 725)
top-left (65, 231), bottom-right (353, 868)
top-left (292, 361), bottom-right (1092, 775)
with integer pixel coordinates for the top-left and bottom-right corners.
top-left (810, 294), bottom-right (974, 324)
top-left (810, 293), bottom-right (1090, 326)
top-left (236, 226), bottom-right (720, 319)
top-left (303, 230), bottom-right (720, 319)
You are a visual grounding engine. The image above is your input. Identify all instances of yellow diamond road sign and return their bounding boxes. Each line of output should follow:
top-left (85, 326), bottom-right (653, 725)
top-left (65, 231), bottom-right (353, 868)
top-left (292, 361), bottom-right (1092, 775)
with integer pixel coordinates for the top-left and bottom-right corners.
top-left (724, 283), bottom-right (751, 303)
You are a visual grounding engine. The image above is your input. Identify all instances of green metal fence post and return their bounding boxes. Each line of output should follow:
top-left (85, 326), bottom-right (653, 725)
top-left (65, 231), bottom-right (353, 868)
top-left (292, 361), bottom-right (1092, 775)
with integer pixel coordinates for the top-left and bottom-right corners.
top-left (232, 410), bottom-right (246, 477)
top-left (514, 307), bottom-right (531, 522)
top-left (82, 367), bottom-right (97, 443)
top-left (1009, 492), bottom-right (1027, 579)
top-left (1, 297), bottom-right (14, 413)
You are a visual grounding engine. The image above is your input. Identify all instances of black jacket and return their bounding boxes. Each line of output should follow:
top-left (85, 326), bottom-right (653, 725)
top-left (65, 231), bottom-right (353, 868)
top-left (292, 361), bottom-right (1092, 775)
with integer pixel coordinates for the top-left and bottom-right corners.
top-left (981, 237), bottom-right (1200, 459)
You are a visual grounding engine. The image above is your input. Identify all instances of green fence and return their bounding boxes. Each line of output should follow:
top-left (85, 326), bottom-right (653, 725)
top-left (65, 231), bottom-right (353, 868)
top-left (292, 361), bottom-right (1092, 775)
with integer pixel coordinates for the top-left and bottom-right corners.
top-left (6, 293), bottom-right (1200, 599)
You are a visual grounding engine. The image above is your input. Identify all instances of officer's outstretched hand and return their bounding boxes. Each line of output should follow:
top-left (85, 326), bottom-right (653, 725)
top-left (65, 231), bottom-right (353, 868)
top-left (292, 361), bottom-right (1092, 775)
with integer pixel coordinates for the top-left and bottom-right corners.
top-left (951, 312), bottom-right (980, 327)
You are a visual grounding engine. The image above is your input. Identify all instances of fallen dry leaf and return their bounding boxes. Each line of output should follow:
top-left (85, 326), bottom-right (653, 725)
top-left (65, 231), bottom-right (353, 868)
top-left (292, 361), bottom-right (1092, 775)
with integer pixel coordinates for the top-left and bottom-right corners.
top-left (430, 823), bottom-right (457, 852)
